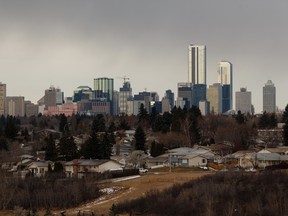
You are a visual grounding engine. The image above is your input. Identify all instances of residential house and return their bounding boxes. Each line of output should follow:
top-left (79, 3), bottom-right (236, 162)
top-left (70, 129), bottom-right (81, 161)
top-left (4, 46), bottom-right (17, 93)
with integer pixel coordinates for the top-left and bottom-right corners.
top-left (146, 156), bottom-right (168, 169)
top-left (27, 161), bottom-right (53, 177)
top-left (64, 159), bottom-right (123, 178)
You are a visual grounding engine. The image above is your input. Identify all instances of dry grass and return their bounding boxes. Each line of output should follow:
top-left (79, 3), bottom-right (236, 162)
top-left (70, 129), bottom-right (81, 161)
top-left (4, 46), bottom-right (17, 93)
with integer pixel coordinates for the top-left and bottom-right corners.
top-left (0, 171), bottom-right (211, 216)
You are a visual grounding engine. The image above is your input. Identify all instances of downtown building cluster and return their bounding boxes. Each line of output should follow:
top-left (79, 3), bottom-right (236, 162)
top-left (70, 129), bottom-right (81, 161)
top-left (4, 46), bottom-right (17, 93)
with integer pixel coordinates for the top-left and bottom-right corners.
top-left (0, 44), bottom-right (277, 117)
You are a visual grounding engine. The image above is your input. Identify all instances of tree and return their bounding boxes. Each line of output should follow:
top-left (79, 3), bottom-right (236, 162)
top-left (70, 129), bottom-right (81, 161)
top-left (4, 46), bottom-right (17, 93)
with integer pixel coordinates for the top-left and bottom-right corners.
top-left (150, 140), bottom-right (165, 157)
top-left (183, 106), bottom-right (202, 147)
top-left (258, 112), bottom-right (277, 129)
top-left (0, 137), bottom-right (8, 151)
top-left (100, 132), bottom-right (113, 159)
top-left (58, 136), bottom-right (78, 161)
top-left (134, 126), bottom-right (146, 151)
top-left (171, 106), bottom-right (185, 132)
top-left (45, 134), bottom-right (57, 161)
top-left (235, 111), bottom-right (245, 124)
top-left (137, 103), bottom-right (149, 125)
top-left (4, 116), bottom-right (18, 139)
top-left (150, 106), bottom-right (159, 127)
top-left (92, 114), bottom-right (106, 133)
top-left (59, 114), bottom-right (68, 133)
top-left (282, 105), bottom-right (288, 146)
top-left (80, 132), bottom-right (100, 159)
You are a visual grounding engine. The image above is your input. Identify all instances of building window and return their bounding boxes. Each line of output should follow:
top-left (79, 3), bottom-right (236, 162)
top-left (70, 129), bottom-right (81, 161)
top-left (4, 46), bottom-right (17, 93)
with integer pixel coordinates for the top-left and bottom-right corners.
top-left (202, 159), bottom-right (206, 163)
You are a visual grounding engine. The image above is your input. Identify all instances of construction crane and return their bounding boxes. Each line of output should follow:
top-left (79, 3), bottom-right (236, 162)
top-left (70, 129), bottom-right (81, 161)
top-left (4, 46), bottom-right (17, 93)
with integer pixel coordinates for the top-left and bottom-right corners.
top-left (117, 76), bottom-right (130, 84)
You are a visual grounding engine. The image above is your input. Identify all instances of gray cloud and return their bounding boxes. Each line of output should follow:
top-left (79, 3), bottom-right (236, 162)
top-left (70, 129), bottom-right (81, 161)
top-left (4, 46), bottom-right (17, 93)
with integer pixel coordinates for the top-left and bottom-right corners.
top-left (0, 0), bottom-right (288, 112)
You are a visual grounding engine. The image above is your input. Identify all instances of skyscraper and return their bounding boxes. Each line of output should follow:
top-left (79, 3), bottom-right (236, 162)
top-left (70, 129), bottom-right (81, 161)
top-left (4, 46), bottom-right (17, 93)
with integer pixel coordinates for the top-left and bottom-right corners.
top-left (263, 80), bottom-right (276, 113)
top-left (164, 89), bottom-right (175, 110)
top-left (44, 86), bottom-right (63, 108)
top-left (217, 61), bottom-right (233, 112)
top-left (207, 83), bottom-right (222, 114)
top-left (0, 83), bottom-right (6, 116)
top-left (94, 77), bottom-right (114, 114)
top-left (119, 81), bottom-right (132, 115)
top-left (235, 88), bottom-right (252, 114)
top-left (6, 96), bottom-right (25, 116)
top-left (188, 44), bottom-right (206, 84)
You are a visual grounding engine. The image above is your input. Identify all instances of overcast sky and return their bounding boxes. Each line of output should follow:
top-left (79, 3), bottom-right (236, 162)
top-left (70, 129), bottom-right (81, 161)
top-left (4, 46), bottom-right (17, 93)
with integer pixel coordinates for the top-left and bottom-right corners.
top-left (1, 1), bottom-right (288, 113)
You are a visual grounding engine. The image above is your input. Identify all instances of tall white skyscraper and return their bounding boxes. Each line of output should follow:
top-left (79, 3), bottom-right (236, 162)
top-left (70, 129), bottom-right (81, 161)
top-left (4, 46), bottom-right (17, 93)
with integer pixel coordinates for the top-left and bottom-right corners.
top-left (263, 80), bottom-right (276, 113)
top-left (188, 44), bottom-right (206, 84)
top-left (217, 61), bottom-right (233, 113)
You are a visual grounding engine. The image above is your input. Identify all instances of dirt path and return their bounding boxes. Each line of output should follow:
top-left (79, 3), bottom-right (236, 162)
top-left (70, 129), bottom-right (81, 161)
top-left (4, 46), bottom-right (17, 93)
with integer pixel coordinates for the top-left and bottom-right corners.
top-left (59, 171), bottom-right (210, 216)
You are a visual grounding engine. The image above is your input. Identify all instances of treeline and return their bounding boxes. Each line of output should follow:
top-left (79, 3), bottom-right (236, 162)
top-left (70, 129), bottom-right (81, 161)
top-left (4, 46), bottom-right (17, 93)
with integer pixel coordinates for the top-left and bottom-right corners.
top-left (113, 171), bottom-right (288, 216)
top-left (0, 170), bottom-right (101, 211)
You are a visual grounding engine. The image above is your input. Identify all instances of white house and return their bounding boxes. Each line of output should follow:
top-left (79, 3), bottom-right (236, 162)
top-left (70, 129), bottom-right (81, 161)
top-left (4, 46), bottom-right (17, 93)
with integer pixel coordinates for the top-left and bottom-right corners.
top-left (64, 159), bottom-right (123, 178)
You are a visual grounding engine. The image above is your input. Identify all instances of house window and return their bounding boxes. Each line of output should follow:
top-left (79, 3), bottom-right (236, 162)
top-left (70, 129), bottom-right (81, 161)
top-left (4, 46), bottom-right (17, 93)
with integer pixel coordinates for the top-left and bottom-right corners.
top-left (202, 159), bottom-right (206, 163)
top-left (182, 159), bottom-right (188, 164)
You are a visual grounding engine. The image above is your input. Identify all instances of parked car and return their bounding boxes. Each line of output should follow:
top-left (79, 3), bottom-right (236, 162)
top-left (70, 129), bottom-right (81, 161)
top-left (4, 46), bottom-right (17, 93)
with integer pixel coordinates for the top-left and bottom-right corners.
top-left (139, 168), bottom-right (148, 174)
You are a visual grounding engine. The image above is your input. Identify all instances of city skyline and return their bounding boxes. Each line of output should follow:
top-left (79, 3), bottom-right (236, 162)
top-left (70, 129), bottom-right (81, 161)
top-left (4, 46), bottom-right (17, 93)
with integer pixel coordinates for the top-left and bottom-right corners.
top-left (1, 1), bottom-right (288, 112)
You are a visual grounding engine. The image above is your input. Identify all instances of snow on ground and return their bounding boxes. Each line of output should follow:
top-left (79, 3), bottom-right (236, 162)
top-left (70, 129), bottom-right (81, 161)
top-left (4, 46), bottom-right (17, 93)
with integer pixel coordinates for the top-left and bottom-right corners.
top-left (111, 175), bottom-right (141, 182)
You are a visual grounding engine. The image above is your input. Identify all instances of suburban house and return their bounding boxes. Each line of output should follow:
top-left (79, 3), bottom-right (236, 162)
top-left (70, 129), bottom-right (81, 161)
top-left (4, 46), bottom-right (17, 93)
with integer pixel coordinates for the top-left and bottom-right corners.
top-left (256, 148), bottom-right (288, 168)
top-left (178, 154), bottom-right (211, 167)
top-left (146, 156), bottom-right (168, 169)
top-left (10, 158), bottom-right (53, 178)
top-left (64, 159), bottom-right (123, 178)
top-left (230, 147), bottom-right (288, 169)
top-left (147, 147), bottom-right (215, 169)
top-left (27, 161), bottom-right (53, 177)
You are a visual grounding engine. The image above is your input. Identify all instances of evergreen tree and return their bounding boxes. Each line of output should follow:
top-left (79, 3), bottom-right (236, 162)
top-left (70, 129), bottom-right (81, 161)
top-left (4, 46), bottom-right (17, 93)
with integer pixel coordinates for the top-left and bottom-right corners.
top-left (134, 126), bottom-right (146, 151)
top-left (282, 104), bottom-right (288, 123)
top-left (59, 114), bottom-right (68, 133)
top-left (5, 116), bottom-right (18, 139)
top-left (80, 132), bottom-right (100, 159)
top-left (92, 114), bottom-right (106, 133)
top-left (161, 112), bottom-right (173, 133)
top-left (150, 106), bottom-right (159, 126)
top-left (150, 140), bottom-right (165, 157)
top-left (53, 162), bottom-right (64, 172)
top-left (101, 132), bottom-right (113, 159)
top-left (171, 106), bottom-right (184, 132)
top-left (119, 117), bottom-right (130, 130)
top-left (185, 106), bottom-right (202, 147)
top-left (137, 103), bottom-right (149, 124)
top-left (283, 104), bottom-right (288, 146)
top-left (58, 136), bottom-right (78, 161)
top-left (45, 134), bottom-right (57, 161)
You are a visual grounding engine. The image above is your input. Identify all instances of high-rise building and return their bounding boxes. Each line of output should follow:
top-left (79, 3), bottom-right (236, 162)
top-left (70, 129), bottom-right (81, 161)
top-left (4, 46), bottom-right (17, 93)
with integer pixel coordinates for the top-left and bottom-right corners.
top-left (119, 81), bottom-right (132, 115)
top-left (25, 101), bottom-right (39, 117)
top-left (0, 83), bottom-right (6, 116)
top-left (164, 89), bottom-right (175, 110)
top-left (235, 88), bottom-right (252, 114)
top-left (94, 77), bottom-right (114, 114)
top-left (44, 86), bottom-right (63, 108)
top-left (207, 83), bottom-right (222, 114)
top-left (73, 86), bottom-right (94, 102)
top-left (263, 80), bottom-right (276, 113)
top-left (217, 61), bottom-right (233, 112)
top-left (188, 44), bottom-right (206, 84)
top-left (192, 84), bottom-right (207, 107)
top-left (178, 82), bottom-right (193, 109)
top-left (6, 96), bottom-right (25, 116)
